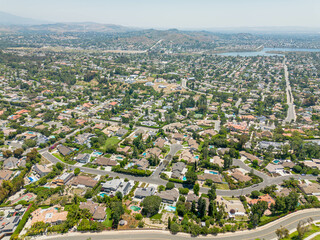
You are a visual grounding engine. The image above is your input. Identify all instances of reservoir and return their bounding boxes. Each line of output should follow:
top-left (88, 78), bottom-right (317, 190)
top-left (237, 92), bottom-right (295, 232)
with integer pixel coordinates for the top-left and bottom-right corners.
top-left (217, 48), bottom-right (320, 57)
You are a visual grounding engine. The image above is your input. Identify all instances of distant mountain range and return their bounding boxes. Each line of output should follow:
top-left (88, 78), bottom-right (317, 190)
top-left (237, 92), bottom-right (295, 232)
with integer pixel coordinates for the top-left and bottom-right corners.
top-left (0, 11), bottom-right (138, 33)
top-left (0, 11), bottom-right (50, 25)
top-left (0, 11), bottom-right (319, 34)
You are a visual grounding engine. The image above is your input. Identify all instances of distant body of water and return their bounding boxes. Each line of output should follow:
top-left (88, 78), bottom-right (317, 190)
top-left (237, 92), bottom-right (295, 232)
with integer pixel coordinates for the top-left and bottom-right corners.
top-left (217, 48), bottom-right (320, 57)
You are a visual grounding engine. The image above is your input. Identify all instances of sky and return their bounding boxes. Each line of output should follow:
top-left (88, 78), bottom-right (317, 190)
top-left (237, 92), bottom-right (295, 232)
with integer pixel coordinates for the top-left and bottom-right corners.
top-left (1, 0), bottom-right (319, 29)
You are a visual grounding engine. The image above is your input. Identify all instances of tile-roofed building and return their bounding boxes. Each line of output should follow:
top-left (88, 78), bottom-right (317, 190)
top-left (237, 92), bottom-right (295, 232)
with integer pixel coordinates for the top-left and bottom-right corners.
top-left (156, 189), bottom-right (179, 204)
top-left (231, 170), bottom-right (252, 182)
top-left (79, 200), bottom-right (106, 220)
top-left (94, 156), bottom-right (117, 166)
top-left (248, 194), bottom-right (275, 207)
top-left (69, 176), bottom-right (98, 188)
top-left (198, 173), bottom-right (223, 184)
top-left (33, 164), bottom-right (51, 177)
top-left (31, 206), bottom-right (68, 225)
top-left (57, 145), bottom-right (73, 156)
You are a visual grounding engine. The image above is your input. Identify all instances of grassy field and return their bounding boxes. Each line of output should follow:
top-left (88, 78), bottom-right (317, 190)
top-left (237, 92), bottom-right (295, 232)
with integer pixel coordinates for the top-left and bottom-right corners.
top-left (100, 136), bottom-right (121, 152)
top-left (150, 213), bottom-right (162, 220)
top-left (282, 224), bottom-right (320, 240)
top-left (52, 153), bottom-right (76, 165)
top-left (216, 183), bottom-right (230, 190)
top-left (103, 208), bottom-right (113, 228)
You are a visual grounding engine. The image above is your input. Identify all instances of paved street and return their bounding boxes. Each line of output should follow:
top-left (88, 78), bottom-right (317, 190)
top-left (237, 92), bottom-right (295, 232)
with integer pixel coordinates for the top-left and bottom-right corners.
top-left (283, 59), bottom-right (296, 123)
top-left (41, 150), bottom-right (317, 197)
top-left (34, 209), bottom-right (320, 240)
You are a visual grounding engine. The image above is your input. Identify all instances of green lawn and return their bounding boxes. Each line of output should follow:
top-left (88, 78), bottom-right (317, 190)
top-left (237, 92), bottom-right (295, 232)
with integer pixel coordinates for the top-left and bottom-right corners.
top-left (103, 208), bottom-right (113, 228)
top-left (223, 196), bottom-right (238, 201)
top-left (100, 137), bottom-right (120, 152)
top-left (282, 224), bottom-right (320, 240)
top-left (150, 213), bottom-right (162, 220)
top-left (52, 153), bottom-right (64, 161)
top-left (52, 153), bottom-right (76, 165)
top-left (215, 183), bottom-right (230, 190)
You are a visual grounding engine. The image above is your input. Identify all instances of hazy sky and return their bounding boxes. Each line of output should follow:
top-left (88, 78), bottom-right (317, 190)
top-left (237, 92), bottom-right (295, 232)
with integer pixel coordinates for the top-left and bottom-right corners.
top-left (1, 0), bottom-right (319, 29)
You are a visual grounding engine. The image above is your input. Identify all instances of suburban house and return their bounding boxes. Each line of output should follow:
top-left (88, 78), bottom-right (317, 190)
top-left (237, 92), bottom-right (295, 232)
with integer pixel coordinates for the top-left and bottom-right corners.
top-left (79, 200), bottom-right (106, 221)
top-left (94, 156), bottom-right (117, 166)
top-left (69, 176), bottom-right (98, 188)
top-left (298, 182), bottom-right (320, 195)
top-left (171, 162), bottom-right (186, 179)
top-left (240, 151), bottom-right (263, 165)
top-left (156, 189), bottom-right (179, 204)
top-left (231, 169), bottom-right (252, 182)
top-left (198, 173), bottom-right (224, 184)
top-left (116, 128), bottom-right (128, 137)
top-left (31, 206), bottom-right (68, 225)
top-left (248, 194), bottom-right (275, 207)
top-left (265, 163), bottom-right (285, 175)
top-left (57, 145), bottom-right (73, 156)
top-left (134, 187), bottom-right (156, 199)
top-left (101, 179), bottom-right (132, 196)
top-left (132, 158), bottom-right (149, 170)
top-left (33, 164), bottom-right (51, 177)
top-left (74, 153), bottom-right (90, 164)
top-left (53, 172), bottom-right (74, 186)
top-left (3, 157), bottom-right (19, 170)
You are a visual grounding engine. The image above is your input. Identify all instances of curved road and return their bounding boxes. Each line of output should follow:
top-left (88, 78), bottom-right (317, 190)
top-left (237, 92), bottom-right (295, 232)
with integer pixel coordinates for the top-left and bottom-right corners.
top-left (41, 150), bottom-right (317, 197)
top-left (34, 209), bottom-right (320, 240)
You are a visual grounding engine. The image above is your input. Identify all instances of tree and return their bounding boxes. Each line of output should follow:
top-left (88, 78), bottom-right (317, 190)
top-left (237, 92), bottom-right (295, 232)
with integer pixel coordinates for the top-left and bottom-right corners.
top-left (3, 150), bottom-right (12, 158)
top-left (297, 221), bottom-right (308, 239)
top-left (249, 201), bottom-right (268, 227)
top-left (74, 168), bottom-right (80, 176)
top-left (275, 226), bottom-right (289, 240)
top-left (141, 196), bottom-right (162, 217)
top-left (13, 148), bottom-right (23, 158)
top-left (168, 217), bottom-right (171, 230)
top-left (193, 183), bottom-right (200, 196)
top-left (111, 201), bottom-right (124, 228)
top-left (208, 185), bottom-right (216, 201)
top-left (191, 200), bottom-right (196, 213)
top-left (24, 139), bottom-right (37, 148)
top-left (185, 170), bottom-right (197, 185)
top-left (197, 197), bottom-right (206, 218)
top-left (250, 190), bottom-right (260, 199)
top-left (170, 222), bottom-right (180, 234)
top-left (166, 182), bottom-right (175, 190)
top-left (115, 191), bottom-right (123, 200)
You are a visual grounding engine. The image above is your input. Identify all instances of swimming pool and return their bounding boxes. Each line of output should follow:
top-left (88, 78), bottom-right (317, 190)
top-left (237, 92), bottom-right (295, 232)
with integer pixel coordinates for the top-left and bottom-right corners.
top-left (209, 171), bottom-right (218, 175)
top-left (28, 176), bottom-right (39, 183)
top-left (165, 206), bottom-right (176, 212)
top-left (142, 153), bottom-right (147, 157)
top-left (273, 160), bottom-right (280, 164)
top-left (92, 152), bottom-right (103, 157)
top-left (116, 156), bottom-right (123, 160)
top-left (99, 193), bottom-right (108, 198)
top-left (182, 176), bottom-right (187, 181)
top-left (130, 206), bottom-right (141, 211)
top-left (126, 162), bottom-right (134, 169)
top-left (194, 156), bottom-right (199, 160)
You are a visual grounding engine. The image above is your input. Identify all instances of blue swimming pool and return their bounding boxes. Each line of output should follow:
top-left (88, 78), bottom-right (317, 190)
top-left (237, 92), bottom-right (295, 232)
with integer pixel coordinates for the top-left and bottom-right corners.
top-left (28, 176), bottom-right (38, 183)
top-left (165, 206), bottom-right (176, 211)
top-left (142, 153), bottom-right (147, 157)
top-left (182, 176), bottom-right (187, 181)
top-left (99, 193), bottom-right (108, 198)
top-left (194, 156), bottom-right (199, 160)
top-left (209, 171), bottom-right (219, 175)
top-left (273, 160), bottom-right (280, 164)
